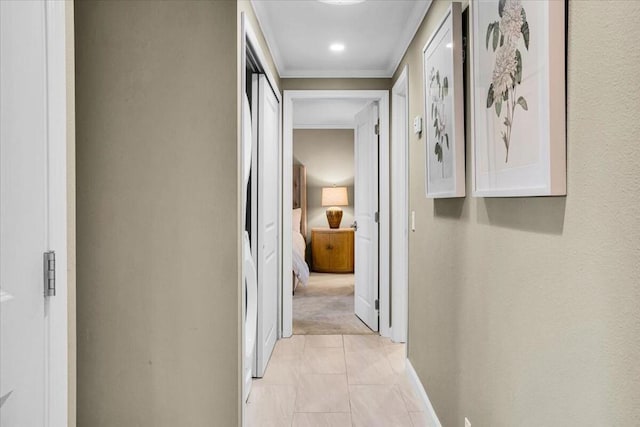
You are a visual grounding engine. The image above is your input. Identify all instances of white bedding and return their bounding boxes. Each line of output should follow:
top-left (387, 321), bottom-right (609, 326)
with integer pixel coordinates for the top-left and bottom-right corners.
top-left (292, 231), bottom-right (309, 287)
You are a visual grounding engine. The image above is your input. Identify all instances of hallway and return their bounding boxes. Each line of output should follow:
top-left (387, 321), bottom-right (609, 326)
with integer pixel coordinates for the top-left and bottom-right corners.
top-left (247, 335), bottom-right (430, 427)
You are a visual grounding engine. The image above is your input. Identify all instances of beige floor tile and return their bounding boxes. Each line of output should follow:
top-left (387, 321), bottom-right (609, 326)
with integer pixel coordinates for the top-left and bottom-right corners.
top-left (271, 335), bottom-right (306, 361)
top-left (349, 384), bottom-right (413, 427)
top-left (305, 335), bottom-right (344, 348)
top-left (343, 334), bottom-right (384, 352)
top-left (345, 348), bottom-right (396, 384)
top-left (295, 374), bottom-right (350, 413)
top-left (300, 347), bottom-right (346, 374)
top-left (246, 384), bottom-right (296, 427)
top-left (384, 343), bottom-right (407, 374)
top-left (259, 358), bottom-right (301, 385)
top-left (292, 412), bottom-right (352, 427)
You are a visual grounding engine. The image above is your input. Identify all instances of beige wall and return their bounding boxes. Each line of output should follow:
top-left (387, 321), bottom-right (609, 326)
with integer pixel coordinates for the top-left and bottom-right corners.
top-left (393, 1), bottom-right (640, 426)
top-left (281, 78), bottom-right (391, 91)
top-left (75, 1), bottom-right (240, 425)
top-left (292, 129), bottom-right (355, 241)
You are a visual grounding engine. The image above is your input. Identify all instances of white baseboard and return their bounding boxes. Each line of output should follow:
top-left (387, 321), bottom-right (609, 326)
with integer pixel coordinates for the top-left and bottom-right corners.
top-left (405, 359), bottom-right (442, 427)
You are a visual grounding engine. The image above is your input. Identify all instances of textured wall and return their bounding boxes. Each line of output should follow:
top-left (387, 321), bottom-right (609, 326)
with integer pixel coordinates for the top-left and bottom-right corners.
top-left (293, 129), bottom-right (355, 241)
top-left (393, 1), bottom-right (640, 426)
top-left (281, 78), bottom-right (391, 91)
top-left (75, 1), bottom-right (239, 425)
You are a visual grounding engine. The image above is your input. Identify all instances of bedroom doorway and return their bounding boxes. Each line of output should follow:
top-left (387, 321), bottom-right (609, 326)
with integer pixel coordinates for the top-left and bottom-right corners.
top-left (283, 90), bottom-right (392, 339)
top-left (290, 123), bottom-right (365, 335)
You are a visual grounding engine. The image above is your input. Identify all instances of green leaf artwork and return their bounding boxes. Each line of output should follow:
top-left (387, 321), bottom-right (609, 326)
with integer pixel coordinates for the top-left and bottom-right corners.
top-left (429, 66), bottom-right (451, 178)
top-left (517, 96), bottom-right (528, 110)
top-left (486, 22), bottom-right (494, 49)
top-left (486, 83), bottom-right (495, 108)
top-left (435, 143), bottom-right (443, 163)
top-left (485, 0), bottom-right (530, 163)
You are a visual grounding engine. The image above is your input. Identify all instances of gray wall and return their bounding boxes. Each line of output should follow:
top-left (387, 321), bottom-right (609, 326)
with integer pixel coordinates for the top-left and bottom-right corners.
top-left (75, 2), bottom-right (240, 425)
top-left (392, 1), bottom-right (640, 426)
top-left (293, 129), bottom-right (355, 240)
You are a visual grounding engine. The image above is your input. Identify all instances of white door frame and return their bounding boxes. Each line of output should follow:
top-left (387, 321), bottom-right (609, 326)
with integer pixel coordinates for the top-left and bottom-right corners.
top-left (47, 2), bottom-right (70, 424)
top-left (391, 66), bottom-right (409, 343)
top-left (282, 90), bottom-right (391, 338)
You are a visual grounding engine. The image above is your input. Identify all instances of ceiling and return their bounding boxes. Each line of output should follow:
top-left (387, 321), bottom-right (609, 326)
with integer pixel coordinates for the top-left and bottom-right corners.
top-left (293, 98), bottom-right (373, 129)
top-left (251, 0), bottom-right (432, 78)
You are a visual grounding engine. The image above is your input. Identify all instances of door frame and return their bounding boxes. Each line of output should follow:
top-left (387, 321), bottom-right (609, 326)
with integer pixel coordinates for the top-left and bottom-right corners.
top-left (282, 90), bottom-right (391, 339)
top-left (391, 65), bottom-right (409, 343)
top-left (47, 3), bottom-right (70, 424)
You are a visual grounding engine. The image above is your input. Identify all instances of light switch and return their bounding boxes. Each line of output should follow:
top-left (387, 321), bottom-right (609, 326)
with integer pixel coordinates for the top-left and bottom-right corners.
top-left (413, 116), bottom-right (422, 135)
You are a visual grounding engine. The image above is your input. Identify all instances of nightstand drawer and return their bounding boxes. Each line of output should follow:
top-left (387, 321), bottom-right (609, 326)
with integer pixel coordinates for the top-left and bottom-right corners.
top-left (311, 228), bottom-right (354, 273)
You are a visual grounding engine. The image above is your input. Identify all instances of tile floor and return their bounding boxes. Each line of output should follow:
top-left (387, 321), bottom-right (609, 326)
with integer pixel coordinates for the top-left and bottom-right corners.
top-left (246, 334), bottom-right (433, 427)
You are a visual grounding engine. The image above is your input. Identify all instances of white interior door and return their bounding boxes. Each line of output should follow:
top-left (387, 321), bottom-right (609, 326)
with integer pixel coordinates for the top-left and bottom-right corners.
top-left (1, 1), bottom-right (68, 425)
top-left (254, 75), bottom-right (280, 377)
top-left (354, 102), bottom-right (379, 332)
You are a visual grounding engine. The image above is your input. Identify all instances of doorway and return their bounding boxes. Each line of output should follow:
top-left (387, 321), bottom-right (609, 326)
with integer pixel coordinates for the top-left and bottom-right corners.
top-left (283, 90), bottom-right (391, 339)
top-left (290, 117), bottom-right (363, 335)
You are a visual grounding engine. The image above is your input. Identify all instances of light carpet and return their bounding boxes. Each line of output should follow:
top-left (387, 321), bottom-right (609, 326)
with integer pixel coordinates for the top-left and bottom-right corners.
top-left (293, 272), bottom-right (374, 335)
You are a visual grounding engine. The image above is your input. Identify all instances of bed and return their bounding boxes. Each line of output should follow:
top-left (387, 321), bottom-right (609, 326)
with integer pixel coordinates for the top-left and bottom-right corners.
top-left (292, 164), bottom-right (310, 293)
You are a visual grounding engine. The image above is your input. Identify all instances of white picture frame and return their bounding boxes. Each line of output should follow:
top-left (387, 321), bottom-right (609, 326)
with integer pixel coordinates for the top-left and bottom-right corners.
top-left (470, 0), bottom-right (566, 197)
top-left (423, 2), bottom-right (465, 198)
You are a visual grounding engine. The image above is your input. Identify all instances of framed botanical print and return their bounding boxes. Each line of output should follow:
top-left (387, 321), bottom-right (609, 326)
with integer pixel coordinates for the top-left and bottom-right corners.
top-left (423, 2), bottom-right (465, 198)
top-left (470, 0), bottom-right (566, 197)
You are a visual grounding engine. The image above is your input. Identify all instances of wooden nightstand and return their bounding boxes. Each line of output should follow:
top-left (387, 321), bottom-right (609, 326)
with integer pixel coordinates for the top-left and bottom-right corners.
top-left (311, 228), bottom-right (354, 273)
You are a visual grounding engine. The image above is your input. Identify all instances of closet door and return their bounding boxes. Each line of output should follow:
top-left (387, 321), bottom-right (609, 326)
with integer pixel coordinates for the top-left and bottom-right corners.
top-left (254, 75), bottom-right (280, 377)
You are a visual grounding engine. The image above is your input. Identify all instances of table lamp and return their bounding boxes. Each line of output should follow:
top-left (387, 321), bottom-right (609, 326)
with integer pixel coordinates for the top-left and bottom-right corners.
top-left (321, 186), bottom-right (348, 229)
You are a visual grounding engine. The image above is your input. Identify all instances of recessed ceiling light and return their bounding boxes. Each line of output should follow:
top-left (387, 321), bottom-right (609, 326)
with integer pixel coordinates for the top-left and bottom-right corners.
top-left (318, 0), bottom-right (366, 5)
top-left (330, 43), bottom-right (345, 52)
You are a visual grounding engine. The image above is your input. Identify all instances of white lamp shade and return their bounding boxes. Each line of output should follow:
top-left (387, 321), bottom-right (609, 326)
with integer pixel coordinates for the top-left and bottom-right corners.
top-left (322, 187), bottom-right (348, 207)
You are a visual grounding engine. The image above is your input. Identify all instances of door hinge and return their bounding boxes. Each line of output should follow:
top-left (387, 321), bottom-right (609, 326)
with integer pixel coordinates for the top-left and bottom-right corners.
top-left (374, 211), bottom-right (379, 223)
top-left (375, 299), bottom-right (379, 311)
top-left (374, 122), bottom-right (379, 135)
top-left (44, 251), bottom-right (56, 297)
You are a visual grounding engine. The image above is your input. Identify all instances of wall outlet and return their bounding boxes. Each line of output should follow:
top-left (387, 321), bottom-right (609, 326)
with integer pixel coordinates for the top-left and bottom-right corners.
top-left (465, 417), bottom-right (471, 427)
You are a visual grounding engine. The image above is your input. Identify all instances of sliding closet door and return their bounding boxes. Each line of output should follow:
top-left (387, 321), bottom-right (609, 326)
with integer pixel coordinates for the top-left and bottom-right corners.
top-left (254, 75), bottom-right (280, 377)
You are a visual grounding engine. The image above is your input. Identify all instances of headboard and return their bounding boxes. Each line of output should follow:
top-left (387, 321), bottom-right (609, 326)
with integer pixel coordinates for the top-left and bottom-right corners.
top-left (292, 164), bottom-right (307, 239)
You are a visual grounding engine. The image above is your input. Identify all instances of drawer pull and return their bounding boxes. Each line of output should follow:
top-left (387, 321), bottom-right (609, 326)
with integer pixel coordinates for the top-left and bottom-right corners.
top-left (326, 244), bottom-right (333, 250)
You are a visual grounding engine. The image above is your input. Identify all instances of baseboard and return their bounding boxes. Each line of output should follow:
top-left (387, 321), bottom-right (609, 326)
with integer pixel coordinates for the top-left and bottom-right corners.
top-left (405, 359), bottom-right (442, 427)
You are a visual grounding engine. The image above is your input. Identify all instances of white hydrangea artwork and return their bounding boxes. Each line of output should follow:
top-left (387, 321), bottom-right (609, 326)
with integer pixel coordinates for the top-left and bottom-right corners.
top-left (423, 3), bottom-right (465, 198)
top-left (470, 0), bottom-right (566, 197)
top-left (485, 0), bottom-right (530, 163)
